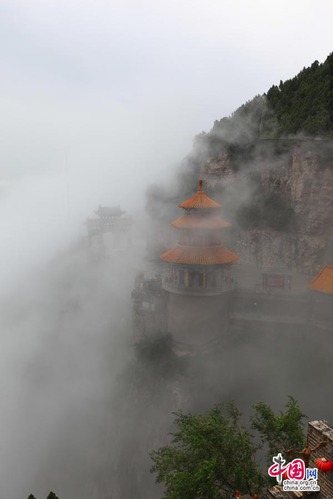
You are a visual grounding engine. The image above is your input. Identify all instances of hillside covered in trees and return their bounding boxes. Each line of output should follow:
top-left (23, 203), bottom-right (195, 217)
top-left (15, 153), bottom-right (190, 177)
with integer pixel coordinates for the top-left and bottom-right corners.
top-left (265, 55), bottom-right (333, 136)
top-left (204, 52), bottom-right (333, 149)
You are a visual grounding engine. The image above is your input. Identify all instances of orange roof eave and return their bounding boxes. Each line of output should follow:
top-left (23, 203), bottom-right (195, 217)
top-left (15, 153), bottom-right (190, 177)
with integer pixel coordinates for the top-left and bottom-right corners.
top-left (178, 193), bottom-right (221, 209)
top-left (160, 244), bottom-right (239, 266)
top-left (308, 265), bottom-right (333, 295)
top-left (170, 214), bottom-right (231, 229)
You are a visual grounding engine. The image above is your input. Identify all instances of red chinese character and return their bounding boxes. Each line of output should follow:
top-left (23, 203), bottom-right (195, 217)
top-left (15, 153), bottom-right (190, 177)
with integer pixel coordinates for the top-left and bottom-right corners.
top-left (268, 462), bottom-right (288, 477)
top-left (268, 453), bottom-right (288, 484)
top-left (287, 459), bottom-right (305, 480)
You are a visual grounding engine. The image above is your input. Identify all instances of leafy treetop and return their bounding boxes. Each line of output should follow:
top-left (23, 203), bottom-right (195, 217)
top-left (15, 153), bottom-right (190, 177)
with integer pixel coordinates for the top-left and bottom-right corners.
top-left (151, 398), bottom-right (306, 499)
top-left (251, 396), bottom-right (307, 464)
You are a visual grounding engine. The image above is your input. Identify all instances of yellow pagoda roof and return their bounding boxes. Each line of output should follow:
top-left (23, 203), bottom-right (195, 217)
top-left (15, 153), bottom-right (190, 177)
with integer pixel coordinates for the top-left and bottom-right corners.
top-left (308, 265), bottom-right (333, 295)
top-left (178, 179), bottom-right (221, 209)
top-left (160, 244), bottom-right (239, 266)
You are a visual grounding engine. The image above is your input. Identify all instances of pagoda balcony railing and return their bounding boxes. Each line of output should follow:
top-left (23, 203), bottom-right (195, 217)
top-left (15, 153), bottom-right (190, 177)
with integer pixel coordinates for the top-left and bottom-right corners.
top-left (162, 276), bottom-right (235, 296)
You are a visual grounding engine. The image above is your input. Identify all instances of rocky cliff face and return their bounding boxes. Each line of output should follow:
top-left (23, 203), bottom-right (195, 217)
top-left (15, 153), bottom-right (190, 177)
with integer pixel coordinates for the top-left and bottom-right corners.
top-left (198, 139), bottom-right (333, 273)
top-left (145, 137), bottom-right (333, 273)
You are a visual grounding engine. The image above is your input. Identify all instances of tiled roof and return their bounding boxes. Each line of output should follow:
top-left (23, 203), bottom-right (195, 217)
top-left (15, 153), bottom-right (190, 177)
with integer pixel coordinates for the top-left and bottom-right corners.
top-left (95, 205), bottom-right (125, 217)
top-left (178, 179), bottom-right (221, 209)
top-left (308, 265), bottom-right (333, 295)
top-left (170, 214), bottom-right (231, 229)
top-left (160, 244), bottom-right (239, 265)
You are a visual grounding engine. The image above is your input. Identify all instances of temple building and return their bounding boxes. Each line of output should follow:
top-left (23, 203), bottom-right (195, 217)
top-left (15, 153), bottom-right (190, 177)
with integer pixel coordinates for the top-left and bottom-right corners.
top-left (160, 179), bottom-right (239, 295)
top-left (132, 181), bottom-right (333, 351)
top-left (85, 205), bottom-right (131, 252)
top-left (158, 179), bottom-right (239, 351)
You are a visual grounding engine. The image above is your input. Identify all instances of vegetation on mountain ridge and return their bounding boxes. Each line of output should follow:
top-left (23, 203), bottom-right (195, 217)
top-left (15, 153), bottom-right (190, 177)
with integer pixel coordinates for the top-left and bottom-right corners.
top-left (199, 52), bottom-right (333, 150)
top-left (265, 55), bottom-right (333, 136)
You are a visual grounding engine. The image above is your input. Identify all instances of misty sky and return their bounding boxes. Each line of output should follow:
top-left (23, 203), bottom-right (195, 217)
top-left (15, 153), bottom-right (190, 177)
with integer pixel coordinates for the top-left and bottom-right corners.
top-left (1, 0), bottom-right (333, 287)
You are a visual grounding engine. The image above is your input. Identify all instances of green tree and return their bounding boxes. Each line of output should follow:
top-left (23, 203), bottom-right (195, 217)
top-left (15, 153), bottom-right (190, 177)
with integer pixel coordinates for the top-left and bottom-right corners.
top-left (151, 402), bottom-right (266, 498)
top-left (151, 399), bottom-right (306, 498)
top-left (251, 396), bottom-right (306, 464)
top-left (46, 493), bottom-right (59, 499)
top-left (27, 495), bottom-right (37, 499)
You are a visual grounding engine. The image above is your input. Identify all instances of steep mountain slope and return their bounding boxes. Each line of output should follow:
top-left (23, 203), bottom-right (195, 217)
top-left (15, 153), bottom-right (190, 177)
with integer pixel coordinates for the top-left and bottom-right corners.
top-left (147, 53), bottom-right (333, 273)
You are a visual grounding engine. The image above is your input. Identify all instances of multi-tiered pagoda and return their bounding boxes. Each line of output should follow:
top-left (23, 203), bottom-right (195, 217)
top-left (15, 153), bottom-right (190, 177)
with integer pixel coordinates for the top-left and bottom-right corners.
top-left (160, 179), bottom-right (239, 295)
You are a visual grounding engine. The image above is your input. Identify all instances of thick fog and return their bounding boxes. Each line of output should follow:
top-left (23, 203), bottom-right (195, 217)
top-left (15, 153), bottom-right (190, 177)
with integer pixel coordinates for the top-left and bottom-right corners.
top-left (1, 1), bottom-right (333, 498)
top-left (0, 98), bottom-right (190, 294)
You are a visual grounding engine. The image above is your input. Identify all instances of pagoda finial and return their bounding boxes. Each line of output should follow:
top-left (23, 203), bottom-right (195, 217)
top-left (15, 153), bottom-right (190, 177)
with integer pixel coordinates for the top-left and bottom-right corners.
top-left (198, 178), bottom-right (203, 192)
